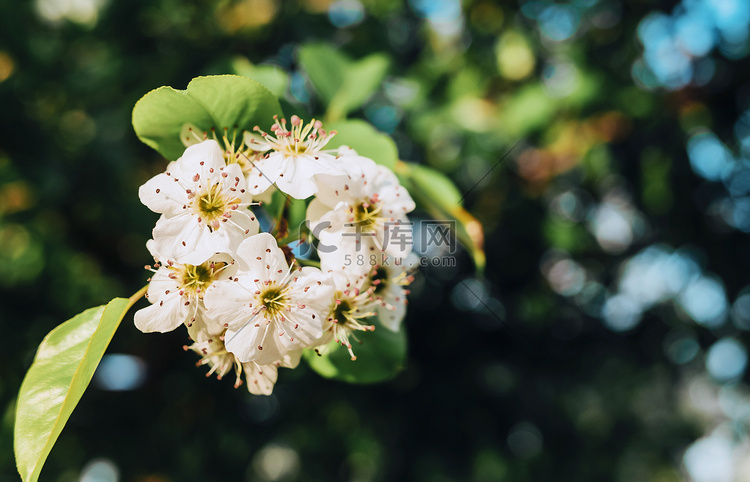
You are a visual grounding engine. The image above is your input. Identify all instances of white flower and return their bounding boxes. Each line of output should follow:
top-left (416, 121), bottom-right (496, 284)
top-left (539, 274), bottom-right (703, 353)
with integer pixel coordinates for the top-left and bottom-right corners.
top-left (134, 240), bottom-right (236, 334)
top-left (185, 324), bottom-right (301, 395)
top-left (315, 268), bottom-right (378, 361)
top-left (308, 156), bottom-right (416, 273)
top-left (203, 233), bottom-right (333, 365)
top-left (362, 257), bottom-right (413, 332)
top-left (241, 115), bottom-right (340, 199)
top-left (139, 140), bottom-right (259, 265)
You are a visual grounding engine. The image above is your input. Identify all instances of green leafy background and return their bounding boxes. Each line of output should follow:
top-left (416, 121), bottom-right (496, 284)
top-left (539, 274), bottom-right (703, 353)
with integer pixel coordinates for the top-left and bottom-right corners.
top-left (1, 0), bottom-right (749, 481)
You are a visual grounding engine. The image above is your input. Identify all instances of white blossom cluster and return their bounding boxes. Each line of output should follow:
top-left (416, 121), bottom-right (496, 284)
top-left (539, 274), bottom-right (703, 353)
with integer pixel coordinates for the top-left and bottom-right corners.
top-left (135, 116), bottom-right (416, 394)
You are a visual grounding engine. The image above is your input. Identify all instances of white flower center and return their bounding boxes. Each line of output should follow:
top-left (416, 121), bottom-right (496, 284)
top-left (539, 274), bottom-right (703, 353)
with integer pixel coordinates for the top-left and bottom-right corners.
top-left (350, 198), bottom-right (383, 231)
top-left (177, 261), bottom-right (225, 298)
top-left (327, 290), bottom-right (376, 361)
top-left (257, 284), bottom-right (291, 318)
top-left (193, 183), bottom-right (232, 223)
top-left (368, 267), bottom-right (389, 296)
top-left (185, 333), bottom-right (245, 388)
top-left (185, 176), bottom-right (256, 234)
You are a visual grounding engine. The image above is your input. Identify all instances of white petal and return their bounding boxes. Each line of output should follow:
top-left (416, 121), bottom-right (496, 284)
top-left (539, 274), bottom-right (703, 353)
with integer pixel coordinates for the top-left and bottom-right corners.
top-left (138, 170), bottom-right (187, 217)
top-left (306, 197), bottom-right (331, 226)
top-left (187, 314), bottom-right (225, 341)
top-left (315, 202), bottom-right (352, 233)
top-left (377, 291), bottom-right (407, 332)
top-left (311, 173), bottom-right (357, 208)
top-left (210, 209), bottom-right (260, 253)
top-left (328, 267), bottom-right (367, 291)
top-left (243, 362), bottom-right (278, 395)
top-left (144, 267), bottom-right (179, 303)
top-left (294, 267), bottom-right (336, 311)
top-left (145, 239), bottom-right (160, 261)
top-left (243, 130), bottom-right (271, 152)
top-left (245, 153), bottom-right (288, 195)
top-left (336, 145), bottom-right (358, 157)
top-left (275, 153), bottom-right (341, 199)
top-left (312, 328), bottom-right (335, 348)
top-left (179, 123), bottom-right (209, 148)
top-left (225, 318), bottom-right (285, 365)
top-left (203, 278), bottom-right (255, 330)
top-left (279, 309), bottom-right (323, 349)
top-left (368, 162), bottom-right (400, 185)
top-left (279, 349), bottom-right (302, 369)
top-left (379, 184), bottom-right (416, 217)
top-left (318, 226), bottom-right (380, 274)
top-left (338, 154), bottom-right (378, 178)
top-left (221, 162), bottom-right (250, 193)
top-left (178, 139), bottom-right (226, 173)
top-left (235, 233), bottom-right (288, 282)
top-left (134, 293), bottom-right (187, 333)
top-left (381, 217), bottom-right (414, 261)
top-left (152, 214), bottom-right (212, 265)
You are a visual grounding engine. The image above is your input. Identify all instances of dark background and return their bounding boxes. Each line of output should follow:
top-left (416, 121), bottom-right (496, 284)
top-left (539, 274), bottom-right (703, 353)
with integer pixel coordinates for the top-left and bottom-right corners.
top-left (2, 0), bottom-right (750, 480)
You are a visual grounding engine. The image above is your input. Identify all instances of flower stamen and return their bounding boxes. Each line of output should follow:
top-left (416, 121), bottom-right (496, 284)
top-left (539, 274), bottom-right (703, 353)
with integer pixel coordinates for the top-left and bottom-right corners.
top-left (253, 115), bottom-right (336, 157)
top-left (327, 290), bottom-right (376, 361)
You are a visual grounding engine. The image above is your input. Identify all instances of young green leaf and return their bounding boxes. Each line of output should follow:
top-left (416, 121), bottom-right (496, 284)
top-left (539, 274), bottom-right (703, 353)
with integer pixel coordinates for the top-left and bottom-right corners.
top-left (231, 57), bottom-right (290, 98)
top-left (303, 318), bottom-right (407, 384)
top-left (327, 53), bottom-right (390, 122)
top-left (326, 119), bottom-right (398, 169)
top-left (132, 75), bottom-right (283, 160)
top-left (297, 43), bottom-right (349, 105)
top-left (409, 164), bottom-right (463, 210)
top-left (14, 289), bottom-right (145, 482)
top-left (297, 43), bottom-right (390, 121)
top-left (396, 162), bottom-right (486, 272)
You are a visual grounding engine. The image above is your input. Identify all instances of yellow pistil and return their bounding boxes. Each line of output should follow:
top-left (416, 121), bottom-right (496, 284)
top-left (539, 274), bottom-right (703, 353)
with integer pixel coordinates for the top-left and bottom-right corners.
top-left (178, 261), bottom-right (226, 299)
top-left (327, 290), bottom-right (376, 360)
top-left (183, 124), bottom-right (263, 175)
top-left (351, 201), bottom-right (382, 231)
top-left (259, 284), bottom-right (290, 318)
top-left (191, 183), bottom-right (241, 230)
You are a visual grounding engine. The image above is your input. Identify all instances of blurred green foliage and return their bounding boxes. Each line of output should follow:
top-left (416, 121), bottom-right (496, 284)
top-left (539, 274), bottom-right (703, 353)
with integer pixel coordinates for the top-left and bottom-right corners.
top-left (2, 0), bottom-right (750, 481)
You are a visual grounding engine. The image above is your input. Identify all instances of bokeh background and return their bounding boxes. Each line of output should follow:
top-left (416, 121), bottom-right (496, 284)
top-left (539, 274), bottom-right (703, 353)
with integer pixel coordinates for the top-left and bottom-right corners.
top-left (2, 0), bottom-right (750, 480)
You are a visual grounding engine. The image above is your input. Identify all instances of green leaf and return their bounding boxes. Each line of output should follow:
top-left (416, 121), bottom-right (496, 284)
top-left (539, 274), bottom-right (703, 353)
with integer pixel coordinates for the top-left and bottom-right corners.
top-left (329, 54), bottom-right (390, 120)
top-left (287, 196), bottom-right (308, 233)
top-left (326, 119), bottom-right (398, 169)
top-left (396, 162), bottom-right (486, 273)
top-left (499, 83), bottom-right (557, 138)
top-left (230, 57), bottom-right (290, 98)
top-left (409, 164), bottom-right (463, 210)
top-left (297, 43), bottom-right (349, 105)
top-left (264, 189), bottom-right (289, 230)
top-left (132, 75), bottom-right (283, 160)
top-left (14, 289), bottom-right (146, 482)
top-left (297, 43), bottom-right (390, 121)
top-left (304, 318), bottom-right (407, 384)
